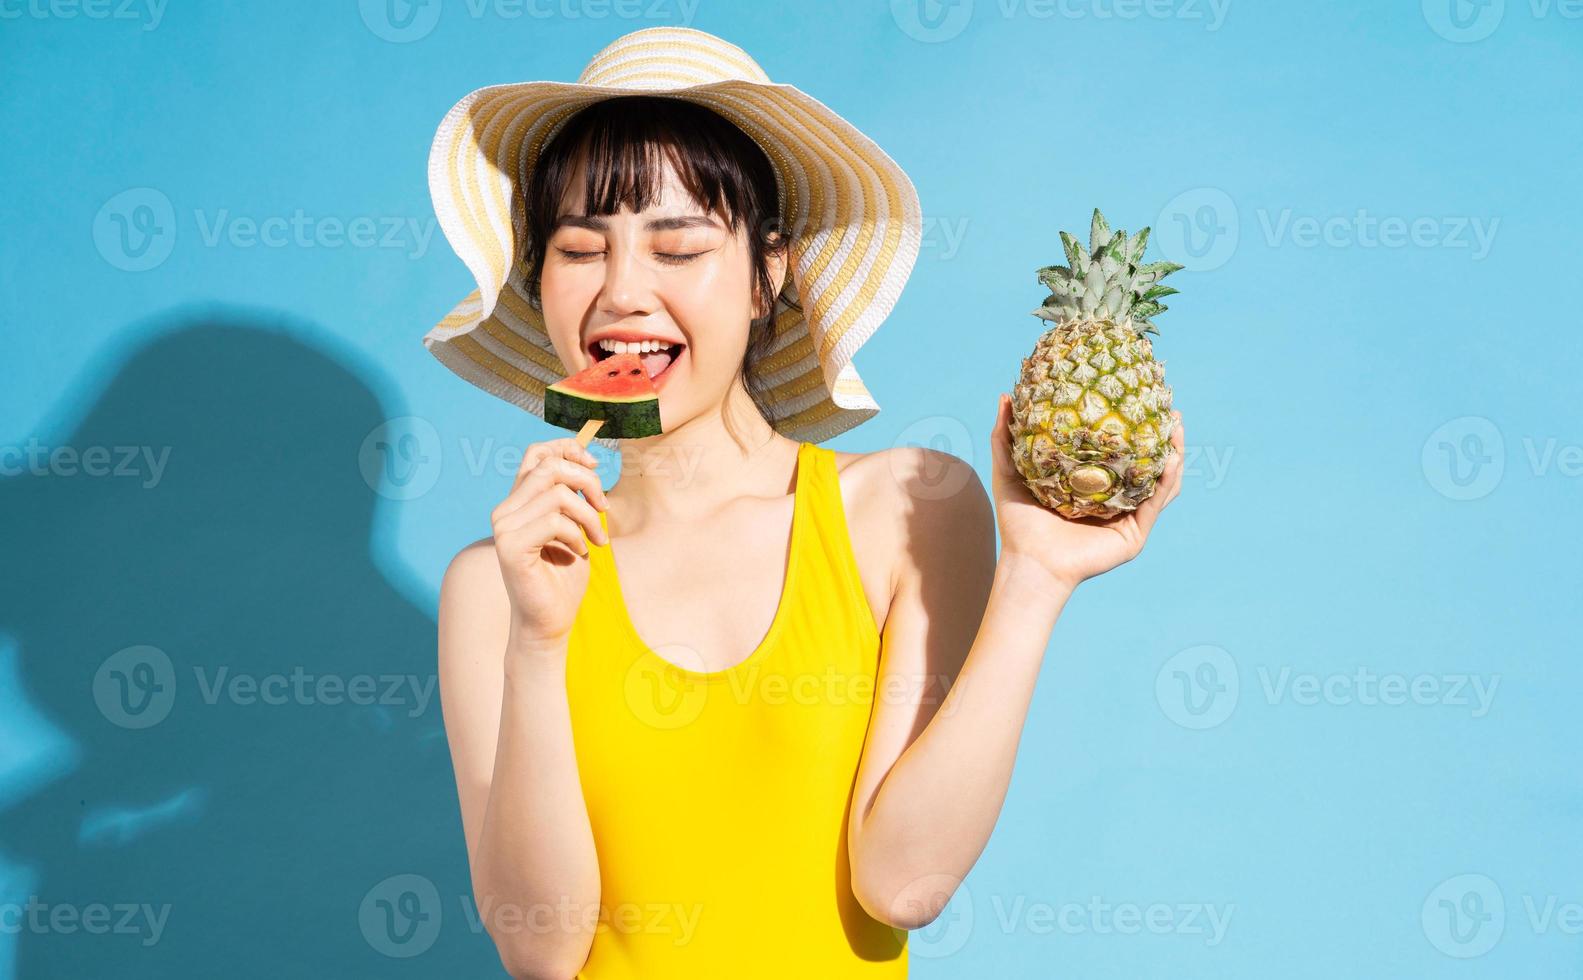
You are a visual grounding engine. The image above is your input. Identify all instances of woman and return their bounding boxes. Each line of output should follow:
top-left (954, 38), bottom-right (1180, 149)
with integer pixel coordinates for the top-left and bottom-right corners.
top-left (432, 27), bottom-right (1183, 980)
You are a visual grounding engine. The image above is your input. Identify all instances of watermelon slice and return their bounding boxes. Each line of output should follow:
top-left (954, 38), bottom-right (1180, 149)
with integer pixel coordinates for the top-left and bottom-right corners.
top-left (544, 352), bottom-right (662, 440)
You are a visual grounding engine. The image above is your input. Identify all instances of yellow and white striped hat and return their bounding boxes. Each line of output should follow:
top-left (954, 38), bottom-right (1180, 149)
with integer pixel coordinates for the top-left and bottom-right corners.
top-left (423, 25), bottom-right (922, 445)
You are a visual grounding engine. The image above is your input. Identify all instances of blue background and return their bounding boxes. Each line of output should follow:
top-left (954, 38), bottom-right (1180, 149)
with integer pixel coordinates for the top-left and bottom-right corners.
top-left (3, 0), bottom-right (1580, 976)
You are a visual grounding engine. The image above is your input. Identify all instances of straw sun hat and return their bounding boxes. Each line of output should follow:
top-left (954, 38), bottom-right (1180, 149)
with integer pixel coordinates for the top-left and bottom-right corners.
top-left (423, 25), bottom-right (922, 446)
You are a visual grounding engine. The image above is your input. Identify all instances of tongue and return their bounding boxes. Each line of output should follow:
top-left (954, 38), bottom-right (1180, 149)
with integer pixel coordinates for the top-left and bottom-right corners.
top-left (639, 348), bottom-right (676, 379)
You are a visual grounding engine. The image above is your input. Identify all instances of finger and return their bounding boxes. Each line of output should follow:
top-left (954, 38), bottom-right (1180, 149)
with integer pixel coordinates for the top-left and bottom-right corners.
top-left (495, 455), bottom-right (608, 524)
top-left (512, 438), bottom-right (599, 494)
top-left (1164, 410), bottom-right (1185, 504)
top-left (990, 393), bottom-right (1015, 479)
top-left (495, 482), bottom-right (607, 546)
top-left (504, 454), bottom-right (608, 517)
top-left (1130, 472), bottom-right (1170, 537)
top-left (542, 512), bottom-right (593, 558)
top-left (500, 511), bottom-right (591, 560)
top-left (1130, 426), bottom-right (1184, 532)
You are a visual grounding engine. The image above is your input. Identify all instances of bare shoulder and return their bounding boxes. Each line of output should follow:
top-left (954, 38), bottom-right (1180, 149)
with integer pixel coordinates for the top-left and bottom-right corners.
top-left (441, 536), bottom-right (506, 598)
top-left (831, 444), bottom-right (991, 533)
top-left (828, 446), bottom-right (993, 622)
top-left (437, 537), bottom-right (510, 664)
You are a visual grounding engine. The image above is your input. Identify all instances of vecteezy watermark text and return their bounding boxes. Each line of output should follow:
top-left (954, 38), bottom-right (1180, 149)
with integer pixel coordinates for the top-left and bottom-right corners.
top-left (1, 440), bottom-right (170, 488)
top-left (890, 0), bottom-right (1231, 43)
top-left (0, 0), bottom-right (166, 29)
top-left (359, 0), bottom-right (702, 43)
top-left (1423, 0), bottom-right (1583, 43)
top-left (357, 873), bottom-right (703, 958)
top-left (193, 209), bottom-right (436, 258)
top-left (1423, 873), bottom-right (1583, 958)
top-left (1421, 416), bottom-right (1583, 501)
top-left (92, 645), bottom-right (438, 729)
top-left (905, 878), bottom-right (1235, 960)
top-left (192, 666), bottom-right (436, 717)
top-left (0, 898), bottom-right (171, 947)
top-left (1155, 189), bottom-right (1501, 271)
top-left (94, 188), bottom-right (438, 272)
top-left (1156, 646), bottom-right (1501, 730)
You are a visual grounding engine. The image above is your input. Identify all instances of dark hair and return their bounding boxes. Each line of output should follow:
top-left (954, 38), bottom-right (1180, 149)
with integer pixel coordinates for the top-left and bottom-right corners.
top-left (519, 95), bottom-right (797, 429)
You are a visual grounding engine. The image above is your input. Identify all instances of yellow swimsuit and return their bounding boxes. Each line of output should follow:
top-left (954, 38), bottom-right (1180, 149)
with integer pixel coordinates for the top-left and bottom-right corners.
top-left (566, 440), bottom-right (909, 978)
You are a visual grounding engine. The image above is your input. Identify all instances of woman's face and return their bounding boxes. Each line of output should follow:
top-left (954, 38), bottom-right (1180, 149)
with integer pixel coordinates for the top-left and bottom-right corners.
top-left (539, 152), bottom-right (786, 435)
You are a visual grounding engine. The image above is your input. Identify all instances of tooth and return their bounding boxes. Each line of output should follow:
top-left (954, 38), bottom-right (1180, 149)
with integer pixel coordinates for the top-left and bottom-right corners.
top-left (597, 338), bottom-right (679, 354)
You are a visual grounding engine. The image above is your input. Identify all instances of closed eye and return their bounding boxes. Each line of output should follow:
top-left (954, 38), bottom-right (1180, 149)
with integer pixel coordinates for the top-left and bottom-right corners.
top-left (556, 249), bottom-right (709, 265)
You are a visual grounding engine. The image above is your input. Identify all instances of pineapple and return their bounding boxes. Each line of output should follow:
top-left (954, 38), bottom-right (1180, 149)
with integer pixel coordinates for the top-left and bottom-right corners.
top-left (1010, 209), bottom-right (1182, 519)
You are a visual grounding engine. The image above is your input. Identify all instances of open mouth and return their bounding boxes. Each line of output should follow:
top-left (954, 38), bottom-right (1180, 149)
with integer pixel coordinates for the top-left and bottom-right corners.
top-left (589, 338), bottom-right (686, 385)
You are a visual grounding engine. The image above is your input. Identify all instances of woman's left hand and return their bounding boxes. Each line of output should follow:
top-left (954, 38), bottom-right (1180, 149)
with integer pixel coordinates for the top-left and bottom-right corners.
top-left (989, 393), bottom-right (1185, 591)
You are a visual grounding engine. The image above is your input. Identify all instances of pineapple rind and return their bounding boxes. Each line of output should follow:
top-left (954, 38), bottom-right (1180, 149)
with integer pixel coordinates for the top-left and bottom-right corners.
top-left (1010, 319), bottom-right (1177, 518)
top-left (1011, 209), bottom-right (1182, 520)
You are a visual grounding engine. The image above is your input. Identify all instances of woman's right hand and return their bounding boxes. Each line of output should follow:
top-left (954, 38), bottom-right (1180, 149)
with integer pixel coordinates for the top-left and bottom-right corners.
top-left (490, 437), bottom-right (611, 657)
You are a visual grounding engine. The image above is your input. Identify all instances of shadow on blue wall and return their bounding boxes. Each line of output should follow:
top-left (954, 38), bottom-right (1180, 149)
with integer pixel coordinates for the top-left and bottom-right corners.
top-left (0, 314), bottom-right (499, 976)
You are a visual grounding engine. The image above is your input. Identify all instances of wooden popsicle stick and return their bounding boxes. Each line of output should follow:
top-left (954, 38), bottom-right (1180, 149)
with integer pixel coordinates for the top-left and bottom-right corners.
top-left (575, 418), bottom-right (604, 447)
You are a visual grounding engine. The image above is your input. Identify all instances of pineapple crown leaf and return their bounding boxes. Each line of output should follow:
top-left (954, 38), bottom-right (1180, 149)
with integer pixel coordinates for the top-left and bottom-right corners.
top-left (1058, 231), bottom-right (1086, 272)
top-left (1032, 209), bottom-right (1183, 330)
top-left (1126, 228), bottom-right (1151, 264)
top-left (1088, 209), bottom-right (1112, 256)
top-left (1137, 260), bottom-right (1185, 278)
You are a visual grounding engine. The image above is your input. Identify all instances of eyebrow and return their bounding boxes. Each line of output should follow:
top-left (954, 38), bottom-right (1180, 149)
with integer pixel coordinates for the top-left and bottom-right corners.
top-left (551, 214), bottom-right (720, 233)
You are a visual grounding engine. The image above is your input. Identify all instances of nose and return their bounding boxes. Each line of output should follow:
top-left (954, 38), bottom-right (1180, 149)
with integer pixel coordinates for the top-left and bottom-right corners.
top-left (598, 237), bottom-right (657, 318)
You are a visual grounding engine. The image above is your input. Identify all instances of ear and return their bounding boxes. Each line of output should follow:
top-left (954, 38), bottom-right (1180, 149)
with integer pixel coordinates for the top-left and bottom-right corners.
top-left (758, 244), bottom-right (791, 320)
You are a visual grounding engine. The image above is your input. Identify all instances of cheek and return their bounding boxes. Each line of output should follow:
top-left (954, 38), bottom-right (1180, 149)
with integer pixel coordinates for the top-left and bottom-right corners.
top-left (667, 255), bottom-right (756, 358)
top-left (538, 265), bottom-right (600, 365)
top-left (678, 300), bottom-right (744, 372)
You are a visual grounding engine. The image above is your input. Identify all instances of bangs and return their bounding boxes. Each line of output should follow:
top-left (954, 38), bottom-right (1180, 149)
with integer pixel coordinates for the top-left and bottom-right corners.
top-left (528, 95), bottom-right (778, 235)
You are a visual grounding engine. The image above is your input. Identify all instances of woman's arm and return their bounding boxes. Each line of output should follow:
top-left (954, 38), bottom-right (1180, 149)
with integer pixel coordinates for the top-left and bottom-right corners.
top-left (848, 401), bottom-right (1185, 929)
top-left (844, 450), bottom-right (1053, 929)
top-left (438, 539), bottom-right (600, 980)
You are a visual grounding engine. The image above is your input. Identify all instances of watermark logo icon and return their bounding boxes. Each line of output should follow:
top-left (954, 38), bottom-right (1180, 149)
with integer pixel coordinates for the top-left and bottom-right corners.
top-left (891, 0), bottom-right (974, 42)
top-left (1156, 188), bottom-right (1239, 271)
top-left (359, 416), bottom-right (442, 501)
top-left (623, 648), bottom-right (710, 730)
top-left (360, 873), bottom-right (443, 957)
top-left (890, 415), bottom-right (976, 502)
top-left (1423, 873), bottom-right (1504, 957)
top-left (1421, 416), bottom-right (1504, 500)
top-left (1156, 645), bottom-right (1239, 730)
top-left (903, 877), bottom-right (973, 959)
top-left (1423, 0), bottom-right (1505, 42)
top-left (360, 0), bottom-right (442, 42)
top-left (93, 645), bottom-right (176, 729)
top-left (93, 188), bottom-right (176, 272)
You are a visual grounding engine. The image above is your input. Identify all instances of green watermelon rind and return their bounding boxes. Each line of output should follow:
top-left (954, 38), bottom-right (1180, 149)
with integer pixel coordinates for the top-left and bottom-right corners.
top-left (544, 391), bottom-right (661, 438)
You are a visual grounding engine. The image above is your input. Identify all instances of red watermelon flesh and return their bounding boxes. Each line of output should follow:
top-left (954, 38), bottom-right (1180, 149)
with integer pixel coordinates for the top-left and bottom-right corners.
top-left (543, 352), bottom-right (662, 439)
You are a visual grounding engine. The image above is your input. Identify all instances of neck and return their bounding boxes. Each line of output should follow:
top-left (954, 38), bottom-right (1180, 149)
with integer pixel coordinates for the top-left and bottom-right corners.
top-left (604, 380), bottom-right (801, 525)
